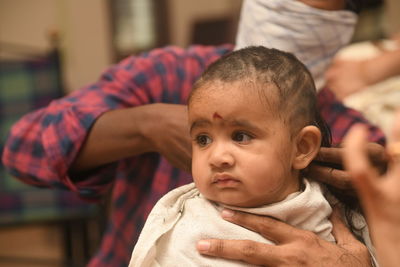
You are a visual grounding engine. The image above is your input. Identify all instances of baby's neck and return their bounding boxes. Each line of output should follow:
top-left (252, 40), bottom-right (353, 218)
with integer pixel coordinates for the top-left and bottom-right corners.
top-left (219, 177), bottom-right (304, 209)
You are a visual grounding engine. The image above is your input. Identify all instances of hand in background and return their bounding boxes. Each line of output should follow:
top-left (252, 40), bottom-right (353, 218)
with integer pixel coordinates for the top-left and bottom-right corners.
top-left (326, 42), bottom-right (400, 100)
top-left (325, 59), bottom-right (372, 100)
top-left (343, 112), bottom-right (400, 267)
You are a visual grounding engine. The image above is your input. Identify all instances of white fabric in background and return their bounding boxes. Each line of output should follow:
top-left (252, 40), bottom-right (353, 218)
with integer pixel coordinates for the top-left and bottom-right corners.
top-left (129, 179), bottom-right (334, 267)
top-left (235, 0), bottom-right (358, 91)
top-left (337, 40), bottom-right (400, 137)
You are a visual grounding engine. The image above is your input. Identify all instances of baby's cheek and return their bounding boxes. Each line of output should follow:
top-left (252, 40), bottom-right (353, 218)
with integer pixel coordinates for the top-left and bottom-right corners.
top-left (191, 155), bottom-right (204, 180)
top-left (192, 168), bottom-right (211, 195)
top-left (246, 166), bottom-right (286, 193)
top-left (255, 178), bottom-right (284, 195)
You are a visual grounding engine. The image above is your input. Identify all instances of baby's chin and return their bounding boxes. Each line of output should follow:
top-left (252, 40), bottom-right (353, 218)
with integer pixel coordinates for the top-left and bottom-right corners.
top-left (200, 187), bottom-right (281, 207)
top-left (209, 195), bottom-right (269, 208)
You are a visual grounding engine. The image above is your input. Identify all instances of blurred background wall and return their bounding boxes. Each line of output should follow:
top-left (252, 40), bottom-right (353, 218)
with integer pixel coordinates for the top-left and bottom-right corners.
top-left (0, 0), bottom-right (242, 93)
top-left (0, 0), bottom-right (113, 93)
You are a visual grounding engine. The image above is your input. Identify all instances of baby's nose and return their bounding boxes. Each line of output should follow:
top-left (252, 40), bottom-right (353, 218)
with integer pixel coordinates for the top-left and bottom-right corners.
top-left (209, 143), bottom-right (235, 168)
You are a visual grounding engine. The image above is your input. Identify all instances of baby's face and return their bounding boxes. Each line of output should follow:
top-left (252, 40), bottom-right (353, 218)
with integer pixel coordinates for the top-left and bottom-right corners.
top-left (188, 81), bottom-right (300, 207)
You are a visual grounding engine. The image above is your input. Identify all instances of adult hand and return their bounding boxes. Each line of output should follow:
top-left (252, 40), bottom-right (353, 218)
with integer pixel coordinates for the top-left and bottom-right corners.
top-left (197, 207), bottom-right (371, 266)
top-left (141, 103), bottom-right (192, 173)
top-left (325, 59), bottom-right (372, 100)
top-left (307, 144), bottom-right (387, 193)
top-left (343, 112), bottom-right (400, 267)
top-left (326, 44), bottom-right (400, 101)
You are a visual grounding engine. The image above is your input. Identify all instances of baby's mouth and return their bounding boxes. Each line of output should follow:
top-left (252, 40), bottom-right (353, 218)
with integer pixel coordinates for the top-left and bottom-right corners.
top-left (212, 174), bottom-right (241, 186)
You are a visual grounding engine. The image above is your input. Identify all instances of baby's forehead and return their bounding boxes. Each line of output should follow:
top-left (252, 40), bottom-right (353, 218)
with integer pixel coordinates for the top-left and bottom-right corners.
top-left (191, 80), bottom-right (282, 112)
top-left (192, 79), bottom-right (279, 100)
top-left (190, 80), bottom-right (291, 124)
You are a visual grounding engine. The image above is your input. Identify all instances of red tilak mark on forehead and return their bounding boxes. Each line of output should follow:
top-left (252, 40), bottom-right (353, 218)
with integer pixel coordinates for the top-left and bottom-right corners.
top-left (213, 112), bottom-right (223, 119)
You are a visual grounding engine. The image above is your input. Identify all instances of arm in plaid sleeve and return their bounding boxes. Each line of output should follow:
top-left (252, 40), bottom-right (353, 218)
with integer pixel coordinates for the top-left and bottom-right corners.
top-left (318, 87), bottom-right (386, 146)
top-left (2, 45), bottom-right (232, 200)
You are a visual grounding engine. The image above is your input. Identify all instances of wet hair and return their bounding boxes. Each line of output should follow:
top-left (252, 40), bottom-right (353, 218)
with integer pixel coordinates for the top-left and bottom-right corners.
top-left (189, 46), bottom-right (331, 146)
top-left (189, 46), bottom-right (362, 237)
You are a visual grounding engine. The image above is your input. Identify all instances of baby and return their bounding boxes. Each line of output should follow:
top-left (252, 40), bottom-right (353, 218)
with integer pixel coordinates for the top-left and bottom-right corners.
top-left (129, 46), bottom-right (335, 266)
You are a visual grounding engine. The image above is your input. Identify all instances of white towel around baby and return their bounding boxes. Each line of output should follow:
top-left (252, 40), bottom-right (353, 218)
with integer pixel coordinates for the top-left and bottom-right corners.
top-left (129, 179), bottom-right (334, 267)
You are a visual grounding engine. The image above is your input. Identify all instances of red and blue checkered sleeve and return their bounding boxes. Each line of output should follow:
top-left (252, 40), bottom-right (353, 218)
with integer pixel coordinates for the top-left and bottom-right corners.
top-left (2, 45), bottom-right (233, 201)
top-left (318, 87), bottom-right (386, 146)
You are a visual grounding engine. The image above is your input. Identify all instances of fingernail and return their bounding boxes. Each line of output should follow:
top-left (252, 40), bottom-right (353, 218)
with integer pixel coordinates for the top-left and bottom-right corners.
top-left (221, 209), bottom-right (234, 219)
top-left (197, 240), bottom-right (210, 252)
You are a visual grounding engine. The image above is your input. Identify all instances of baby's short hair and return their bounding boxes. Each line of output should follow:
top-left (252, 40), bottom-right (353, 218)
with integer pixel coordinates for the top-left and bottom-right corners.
top-left (190, 46), bottom-right (331, 146)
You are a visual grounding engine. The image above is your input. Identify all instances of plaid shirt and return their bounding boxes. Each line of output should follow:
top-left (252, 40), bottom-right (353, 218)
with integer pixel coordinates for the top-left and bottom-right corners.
top-left (2, 45), bottom-right (385, 267)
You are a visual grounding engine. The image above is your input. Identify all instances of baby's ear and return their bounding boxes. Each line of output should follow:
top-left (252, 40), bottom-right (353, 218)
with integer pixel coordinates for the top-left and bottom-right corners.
top-left (292, 126), bottom-right (321, 170)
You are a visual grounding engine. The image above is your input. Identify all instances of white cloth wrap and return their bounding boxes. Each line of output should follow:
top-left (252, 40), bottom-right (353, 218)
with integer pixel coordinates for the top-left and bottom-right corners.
top-left (235, 0), bottom-right (358, 90)
top-left (129, 179), bottom-right (334, 267)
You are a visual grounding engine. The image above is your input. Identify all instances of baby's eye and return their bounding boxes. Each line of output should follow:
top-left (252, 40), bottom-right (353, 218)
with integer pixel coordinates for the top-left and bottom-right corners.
top-left (232, 132), bottom-right (253, 144)
top-left (196, 135), bottom-right (212, 147)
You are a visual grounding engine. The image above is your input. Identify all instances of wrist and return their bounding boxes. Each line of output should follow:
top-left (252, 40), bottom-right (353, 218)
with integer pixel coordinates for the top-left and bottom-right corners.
top-left (70, 107), bottom-right (153, 172)
top-left (129, 104), bottom-right (160, 153)
top-left (362, 50), bottom-right (400, 86)
top-left (361, 59), bottom-right (384, 87)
